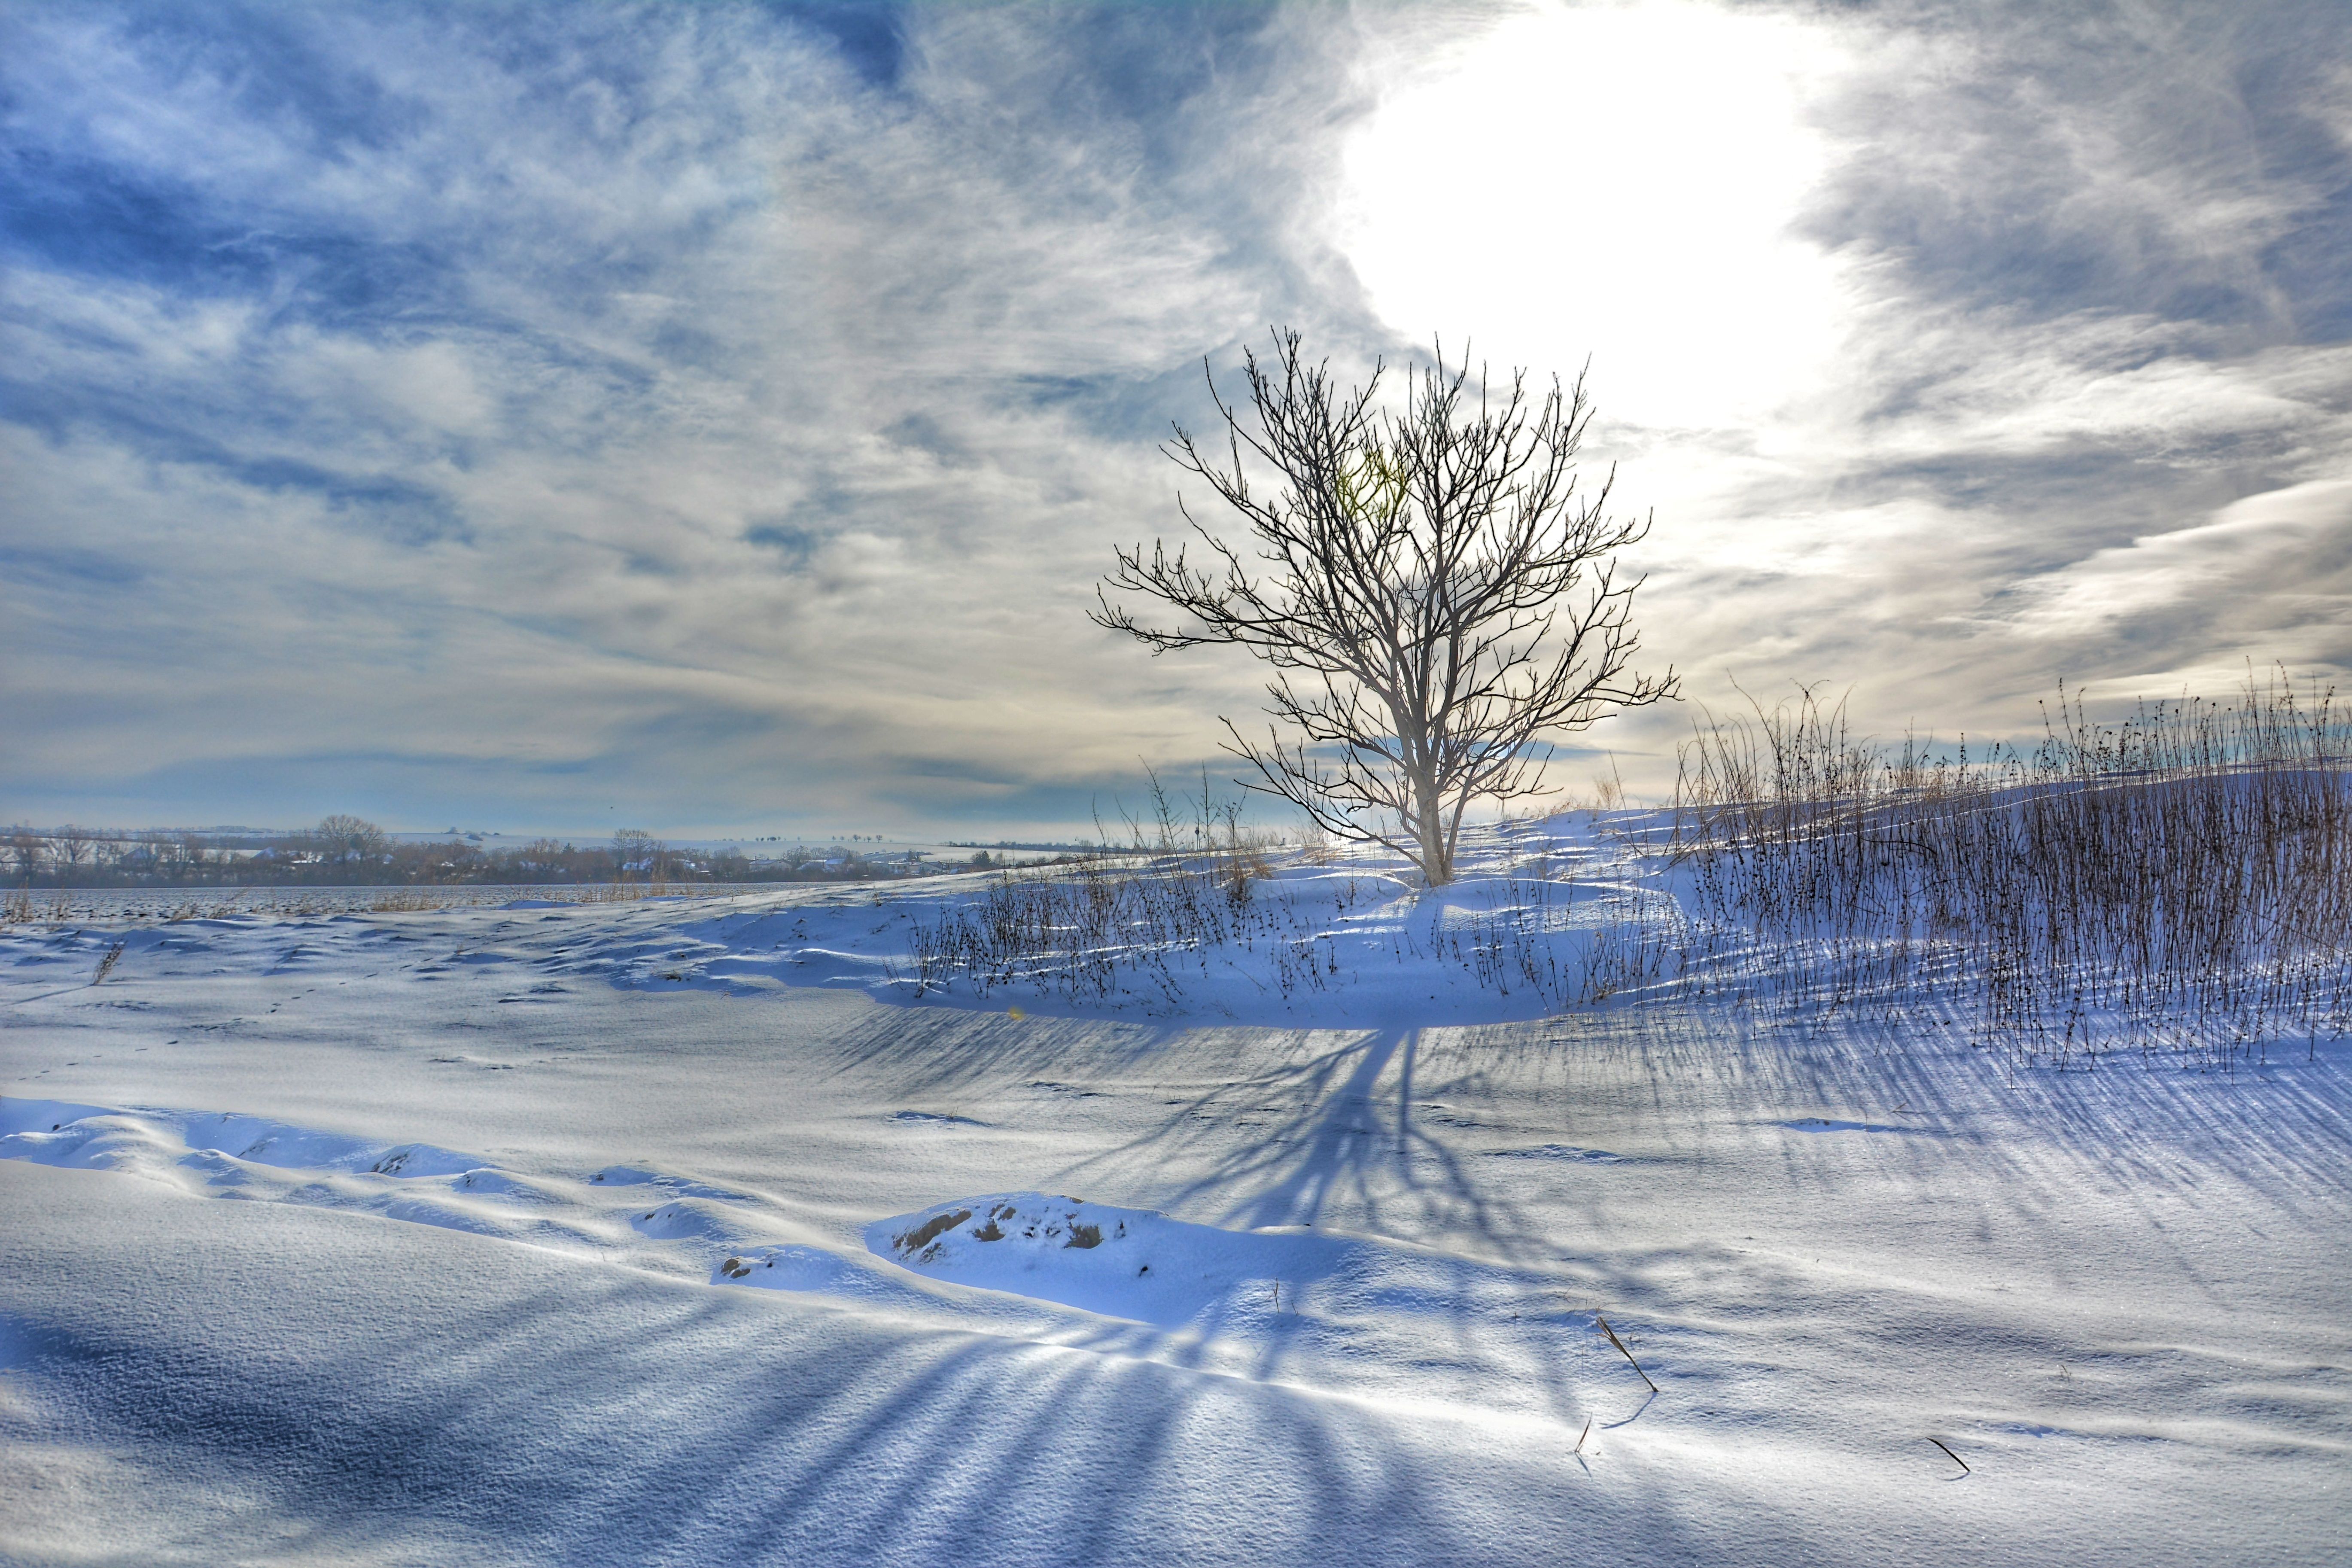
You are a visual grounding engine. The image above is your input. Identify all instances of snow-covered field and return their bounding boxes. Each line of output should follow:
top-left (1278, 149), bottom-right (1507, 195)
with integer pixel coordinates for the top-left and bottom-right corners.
top-left (3, 826), bottom-right (2346, 1565)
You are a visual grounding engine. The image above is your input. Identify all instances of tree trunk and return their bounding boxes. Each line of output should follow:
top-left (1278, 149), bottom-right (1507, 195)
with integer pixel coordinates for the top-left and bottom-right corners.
top-left (1415, 771), bottom-right (1451, 886)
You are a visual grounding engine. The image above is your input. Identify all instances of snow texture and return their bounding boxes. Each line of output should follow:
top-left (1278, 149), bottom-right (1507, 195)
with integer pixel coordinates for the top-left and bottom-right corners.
top-left (2, 823), bottom-right (2346, 1565)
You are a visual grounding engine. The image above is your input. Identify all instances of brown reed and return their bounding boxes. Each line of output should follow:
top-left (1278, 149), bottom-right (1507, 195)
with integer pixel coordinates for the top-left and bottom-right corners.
top-left (1661, 669), bottom-right (2352, 1067)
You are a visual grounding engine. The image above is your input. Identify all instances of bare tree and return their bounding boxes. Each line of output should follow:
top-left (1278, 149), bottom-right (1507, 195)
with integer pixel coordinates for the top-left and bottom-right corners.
top-left (1095, 330), bottom-right (1677, 886)
top-left (57, 827), bottom-right (93, 878)
top-left (6, 828), bottom-right (41, 882)
top-left (612, 828), bottom-right (664, 876)
top-left (316, 814), bottom-right (388, 862)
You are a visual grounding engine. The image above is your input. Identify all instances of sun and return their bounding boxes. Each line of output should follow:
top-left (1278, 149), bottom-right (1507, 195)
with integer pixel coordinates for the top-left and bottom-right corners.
top-left (1338, 0), bottom-right (1857, 430)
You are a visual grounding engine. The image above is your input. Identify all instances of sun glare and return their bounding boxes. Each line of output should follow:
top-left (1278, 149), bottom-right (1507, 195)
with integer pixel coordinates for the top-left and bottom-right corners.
top-left (1340, 0), bottom-right (1856, 429)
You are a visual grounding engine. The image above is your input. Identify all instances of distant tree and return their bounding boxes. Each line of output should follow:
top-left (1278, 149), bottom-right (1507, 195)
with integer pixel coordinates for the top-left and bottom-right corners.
top-left (56, 827), bottom-right (93, 877)
top-left (1095, 330), bottom-right (1677, 886)
top-left (612, 828), bottom-right (663, 875)
top-left (516, 837), bottom-right (567, 874)
top-left (316, 814), bottom-right (388, 862)
top-left (6, 828), bottom-right (40, 881)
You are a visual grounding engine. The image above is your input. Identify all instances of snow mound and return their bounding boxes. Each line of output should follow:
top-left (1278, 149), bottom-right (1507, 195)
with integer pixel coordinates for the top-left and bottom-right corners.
top-left (868, 1192), bottom-right (1357, 1326)
top-left (0, 1097), bottom-right (760, 1264)
top-left (2, 1096), bottom-right (1018, 1328)
top-left (0, 1099), bottom-right (119, 1137)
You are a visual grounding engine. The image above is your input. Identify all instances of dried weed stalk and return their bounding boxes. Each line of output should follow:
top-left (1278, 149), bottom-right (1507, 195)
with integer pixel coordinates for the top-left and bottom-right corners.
top-left (1663, 670), bottom-right (2352, 1067)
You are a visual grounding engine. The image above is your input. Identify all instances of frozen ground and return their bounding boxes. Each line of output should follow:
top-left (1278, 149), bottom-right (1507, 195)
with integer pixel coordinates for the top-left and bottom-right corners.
top-left (1, 829), bottom-right (2346, 1565)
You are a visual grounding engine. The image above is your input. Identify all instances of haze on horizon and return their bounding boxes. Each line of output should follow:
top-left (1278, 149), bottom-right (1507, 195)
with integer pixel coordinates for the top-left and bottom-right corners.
top-left (6, 0), bottom-right (2352, 842)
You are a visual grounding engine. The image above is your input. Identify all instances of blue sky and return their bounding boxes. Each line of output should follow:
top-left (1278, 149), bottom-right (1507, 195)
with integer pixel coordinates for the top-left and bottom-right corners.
top-left (5, 0), bottom-right (2352, 837)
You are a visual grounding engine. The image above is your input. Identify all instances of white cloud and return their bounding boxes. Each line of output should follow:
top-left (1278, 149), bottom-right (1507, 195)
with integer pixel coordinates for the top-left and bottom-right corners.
top-left (1, 5), bottom-right (1338, 829)
top-left (2013, 478), bottom-right (2352, 642)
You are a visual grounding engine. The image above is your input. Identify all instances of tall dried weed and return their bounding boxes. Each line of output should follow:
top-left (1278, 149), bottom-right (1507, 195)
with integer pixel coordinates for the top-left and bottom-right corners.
top-left (1661, 670), bottom-right (2352, 1067)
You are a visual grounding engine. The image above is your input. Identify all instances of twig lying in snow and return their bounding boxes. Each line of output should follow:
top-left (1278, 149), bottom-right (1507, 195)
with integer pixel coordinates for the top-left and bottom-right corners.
top-left (1574, 1418), bottom-right (1591, 1455)
top-left (1927, 1437), bottom-right (1970, 1475)
top-left (1596, 1314), bottom-right (1657, 1392)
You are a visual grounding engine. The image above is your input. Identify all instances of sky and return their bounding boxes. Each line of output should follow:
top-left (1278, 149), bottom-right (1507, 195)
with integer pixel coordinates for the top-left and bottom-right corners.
top-left (5, 0), bottom-right (2352, 839)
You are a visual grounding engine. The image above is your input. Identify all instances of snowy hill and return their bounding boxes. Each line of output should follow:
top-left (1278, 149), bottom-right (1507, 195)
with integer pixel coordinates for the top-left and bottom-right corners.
top-left (3, 824), bottom-right (2347, 1565)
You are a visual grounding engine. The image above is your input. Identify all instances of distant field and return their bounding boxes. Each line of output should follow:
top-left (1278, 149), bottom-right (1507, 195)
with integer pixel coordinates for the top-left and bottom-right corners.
top-left (3, 882), bottom-right (754, 921)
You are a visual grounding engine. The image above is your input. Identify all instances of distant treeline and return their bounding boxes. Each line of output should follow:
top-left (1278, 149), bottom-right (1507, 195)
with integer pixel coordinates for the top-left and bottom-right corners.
top-left (2, 817), bottom-right (1011, 889)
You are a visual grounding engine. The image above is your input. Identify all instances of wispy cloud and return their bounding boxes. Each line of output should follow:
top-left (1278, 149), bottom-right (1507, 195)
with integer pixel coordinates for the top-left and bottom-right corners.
top-left (1, 3), bottom-right (1366, 829)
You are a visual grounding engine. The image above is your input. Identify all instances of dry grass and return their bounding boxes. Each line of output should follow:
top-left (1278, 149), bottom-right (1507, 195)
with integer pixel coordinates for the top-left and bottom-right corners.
top-left (906, 772), bottom-right (1345, 1007)
top-left (1596, 1312), bottom-right (1658, 1392)
top-left (900, 850), bottom-right (1354, 1007)
top-left (1660, 670), bottom-right (2352, 1067)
